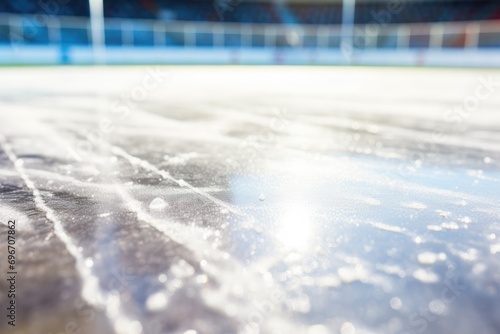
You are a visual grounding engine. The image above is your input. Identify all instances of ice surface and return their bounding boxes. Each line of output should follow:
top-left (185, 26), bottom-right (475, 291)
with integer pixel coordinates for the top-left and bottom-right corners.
top-left (0, 66), bottom-right (499, 334)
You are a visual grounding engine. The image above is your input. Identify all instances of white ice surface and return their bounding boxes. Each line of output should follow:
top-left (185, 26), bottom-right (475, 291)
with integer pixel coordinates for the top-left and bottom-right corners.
top-left (0, 66), bottom-right (499, 334)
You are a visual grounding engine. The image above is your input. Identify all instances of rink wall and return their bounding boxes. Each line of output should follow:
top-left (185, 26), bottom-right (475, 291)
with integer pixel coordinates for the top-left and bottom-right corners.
top-left (1, 46), bottom-right (499, 67)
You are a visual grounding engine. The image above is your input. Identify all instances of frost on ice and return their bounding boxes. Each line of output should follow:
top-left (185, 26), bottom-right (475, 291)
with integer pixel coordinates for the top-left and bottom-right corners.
top-left (0, 67), bottom-right (500, 334)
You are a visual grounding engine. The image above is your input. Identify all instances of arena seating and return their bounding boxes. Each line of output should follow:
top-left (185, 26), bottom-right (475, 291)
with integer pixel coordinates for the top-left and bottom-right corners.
top-left (2, 0), bottom-right (499, 25)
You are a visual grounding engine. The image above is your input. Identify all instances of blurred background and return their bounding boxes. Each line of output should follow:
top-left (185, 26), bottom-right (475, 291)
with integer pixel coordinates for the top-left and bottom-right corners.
top-left (1, 2), bottom-right (500, 334)
top-left (0, 0), bottom-right (499, 66)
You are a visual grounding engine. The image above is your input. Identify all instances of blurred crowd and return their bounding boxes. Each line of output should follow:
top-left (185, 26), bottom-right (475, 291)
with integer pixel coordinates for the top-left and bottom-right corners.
top-left (1, 0), bottom-right (499, 24)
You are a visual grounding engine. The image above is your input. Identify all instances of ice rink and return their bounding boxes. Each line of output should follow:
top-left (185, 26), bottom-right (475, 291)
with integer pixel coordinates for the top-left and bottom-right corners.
top-left (0, 66), bottom-right (499, 334)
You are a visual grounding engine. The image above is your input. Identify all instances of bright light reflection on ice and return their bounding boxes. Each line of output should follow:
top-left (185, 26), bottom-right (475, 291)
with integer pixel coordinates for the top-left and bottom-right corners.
top-left (276, 205), bottom-right (314, 251)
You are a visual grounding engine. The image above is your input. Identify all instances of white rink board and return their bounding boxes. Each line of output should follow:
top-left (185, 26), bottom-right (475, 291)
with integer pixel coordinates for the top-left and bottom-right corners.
top-left (1, 46), bottom-right (500, 67)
